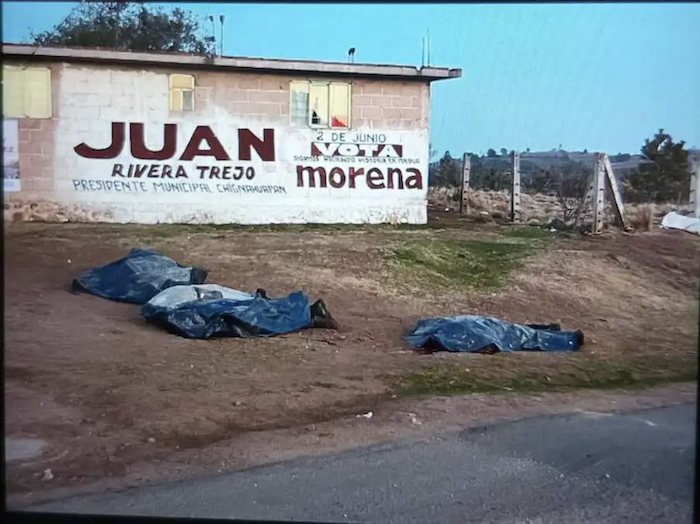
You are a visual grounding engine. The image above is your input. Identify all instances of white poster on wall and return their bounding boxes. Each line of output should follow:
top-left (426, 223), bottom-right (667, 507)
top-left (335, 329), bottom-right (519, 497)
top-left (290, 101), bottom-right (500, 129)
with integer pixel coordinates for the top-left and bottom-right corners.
top-left (56, 120), bottom-right (430, 224)
top-left (3, 118), bottom-right (20, 192)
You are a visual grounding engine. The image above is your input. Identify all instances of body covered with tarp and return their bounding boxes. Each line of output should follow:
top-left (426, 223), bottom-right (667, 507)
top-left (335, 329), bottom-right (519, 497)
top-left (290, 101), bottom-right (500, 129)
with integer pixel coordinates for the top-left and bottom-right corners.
top-left (405, 315), bottom-right (583, 353)
top-left (71, 248), bottom-right (208, 304)
top-left (141, 284), bottom-right (338, 339)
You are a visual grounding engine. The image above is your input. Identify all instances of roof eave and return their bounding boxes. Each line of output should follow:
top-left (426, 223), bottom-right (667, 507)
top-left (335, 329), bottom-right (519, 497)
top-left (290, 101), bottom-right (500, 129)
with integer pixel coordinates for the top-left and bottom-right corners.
top-left (2, 44), bottom-right (462, 82)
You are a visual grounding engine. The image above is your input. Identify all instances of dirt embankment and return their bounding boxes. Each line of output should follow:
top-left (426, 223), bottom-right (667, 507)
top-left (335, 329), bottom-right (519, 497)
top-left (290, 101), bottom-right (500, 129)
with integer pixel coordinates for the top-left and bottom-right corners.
top-left (4, 218), bottom-right (698, 505)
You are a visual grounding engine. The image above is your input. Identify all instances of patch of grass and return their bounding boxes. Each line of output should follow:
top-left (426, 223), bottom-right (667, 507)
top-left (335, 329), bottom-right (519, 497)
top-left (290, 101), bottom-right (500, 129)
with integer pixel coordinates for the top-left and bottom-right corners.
top-left (390, 352), bottom-right (697, 397)
top-left (95, 222), bottom-right (439, 239)
top-left (389, 238), bottom-right (544, 290)
top-left (499, 225), bottom-right (559, 240)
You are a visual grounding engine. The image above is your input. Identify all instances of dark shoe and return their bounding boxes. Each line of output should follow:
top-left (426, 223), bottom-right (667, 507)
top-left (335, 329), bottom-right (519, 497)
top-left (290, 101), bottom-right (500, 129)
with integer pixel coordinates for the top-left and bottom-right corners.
top-left (310, 299), bottom-right (339, 330)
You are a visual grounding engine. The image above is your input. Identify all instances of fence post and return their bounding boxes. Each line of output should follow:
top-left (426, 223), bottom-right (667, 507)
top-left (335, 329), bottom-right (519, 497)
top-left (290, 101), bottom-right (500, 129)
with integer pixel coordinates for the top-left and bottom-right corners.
top-left (690, 157), bottom-right (700, 218)
top-left (460, 153), bottom-right (471, 215)
top-left (602, 153), bottom-right (627, 229)
top-left (591, 153), bottom-right (605, 234)
top-left (510, 151), bottom-right (521, 223)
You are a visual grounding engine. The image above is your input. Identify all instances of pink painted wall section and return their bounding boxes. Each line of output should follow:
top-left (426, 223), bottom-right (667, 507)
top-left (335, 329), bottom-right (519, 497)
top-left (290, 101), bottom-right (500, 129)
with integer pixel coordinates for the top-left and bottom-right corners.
top-left (4, 61), bottom-right (432, 225)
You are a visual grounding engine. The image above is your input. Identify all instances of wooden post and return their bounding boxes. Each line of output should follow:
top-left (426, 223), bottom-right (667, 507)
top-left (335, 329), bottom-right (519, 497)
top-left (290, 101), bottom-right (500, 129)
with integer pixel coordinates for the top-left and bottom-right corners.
top-left (591, 153), bottom-right (605, 234)
top-left (602, 153), bottom-right (627, 229)
top-left (690, 157), bottom-right (700, 218)
top-left (510, 151), bottom-right (521, 223)
top-left (460, 153), bottom-right (471, 215)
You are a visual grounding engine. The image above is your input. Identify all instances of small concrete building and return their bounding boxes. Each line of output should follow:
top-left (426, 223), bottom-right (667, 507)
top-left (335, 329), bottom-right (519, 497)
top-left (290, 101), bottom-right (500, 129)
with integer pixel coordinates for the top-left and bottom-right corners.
top-left (2, 44), bottom-right (461, 224)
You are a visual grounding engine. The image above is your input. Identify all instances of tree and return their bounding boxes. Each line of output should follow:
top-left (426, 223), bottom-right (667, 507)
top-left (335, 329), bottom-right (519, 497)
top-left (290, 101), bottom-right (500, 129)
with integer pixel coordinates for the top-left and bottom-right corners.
top-left (472, 167), bottom-right (507, 191)
top-left (555, 163), bottom-right (590, 221)
top-left (627, 129), bottom-right (690, 203)
top-left (486, 148), bottom-right (497, 158)
top-left (499, 148), bottom-right (508, 157)
top-left (29, 1), bottom-right (215, 54)
top-left (428, 151), bottom-right (462, 187)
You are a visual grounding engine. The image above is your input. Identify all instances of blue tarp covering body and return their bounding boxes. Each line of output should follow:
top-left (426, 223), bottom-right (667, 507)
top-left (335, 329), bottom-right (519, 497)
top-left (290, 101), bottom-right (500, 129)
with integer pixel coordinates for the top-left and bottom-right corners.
top-left (71, 250), bottom-right (337, 339)
top-left (71, 248), bottom-right (208, 304)
top-left (141, 285), bottom-right (319, 339)
top-left (405, 315), bottom-right (583, 353)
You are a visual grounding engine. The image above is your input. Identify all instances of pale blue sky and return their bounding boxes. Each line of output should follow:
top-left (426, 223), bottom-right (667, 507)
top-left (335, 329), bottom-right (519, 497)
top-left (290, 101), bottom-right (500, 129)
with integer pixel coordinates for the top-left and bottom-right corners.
top-left (3, 2), bottom-right (699, 156)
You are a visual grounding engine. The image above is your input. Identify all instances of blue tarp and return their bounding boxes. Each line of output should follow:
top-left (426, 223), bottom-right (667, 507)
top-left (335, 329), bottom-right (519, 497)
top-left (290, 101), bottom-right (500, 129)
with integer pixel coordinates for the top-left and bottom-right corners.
top-left (71, 248), bottom-right (208, 304)
top-left (141, 284), bottom-right (337, 339)
top-left (404, 315), bottom-right (583, 353)
top-left (71, 251), bottom-right (338, 339)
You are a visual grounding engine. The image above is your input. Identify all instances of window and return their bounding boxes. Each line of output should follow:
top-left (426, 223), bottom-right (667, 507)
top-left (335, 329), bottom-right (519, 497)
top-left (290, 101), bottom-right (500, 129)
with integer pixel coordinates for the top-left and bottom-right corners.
top-left (2, 66), bottom-right (52, 119)
top-left (169, 74), bottom-right (195, 112)
top-left (290, 80), bottom-right (351, 129)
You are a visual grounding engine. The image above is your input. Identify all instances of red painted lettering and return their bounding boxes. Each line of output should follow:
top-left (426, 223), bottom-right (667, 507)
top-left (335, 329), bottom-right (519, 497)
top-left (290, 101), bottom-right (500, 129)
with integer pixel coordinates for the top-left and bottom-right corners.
top-left (386, 168), bottom-right (404, 189)
top-left (357, 144), bottom-right (379, 156)
top-left (378, 145), bottom-right (402, 158)
top-left (348, 167), bottom-right (364, 188)
top-left (329, 167), bottom-right (346, 188)
top-left (297, 166), bottom-right (327, 188)
top-left (75, 123), bottom-right (277, 162)
top-left (238, 129), bottom-right (275, 162)
top-left (366, 168), bottom-right (385, 189)
top-left (130, 123), bottom-right (177, 160)
top-left (133, 165), bottom-right (149, 178)
top-left (179, 126), bottom-right (230, 161)
top-left (405, 168), bottom-right (423, 189)
top-left (75, 122), bottom-right (125, 159)
top-left (111, 164), bottom-right (124, 177)
top-left (311, 143), bottom-right (337, 157)
top-left (295, 166), bottom-right (422, 190)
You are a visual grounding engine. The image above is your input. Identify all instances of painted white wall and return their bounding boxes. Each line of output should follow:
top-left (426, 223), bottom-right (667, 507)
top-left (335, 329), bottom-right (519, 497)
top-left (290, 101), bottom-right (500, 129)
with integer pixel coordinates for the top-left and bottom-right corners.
top-left (52, 66), bottom-right (429, 224)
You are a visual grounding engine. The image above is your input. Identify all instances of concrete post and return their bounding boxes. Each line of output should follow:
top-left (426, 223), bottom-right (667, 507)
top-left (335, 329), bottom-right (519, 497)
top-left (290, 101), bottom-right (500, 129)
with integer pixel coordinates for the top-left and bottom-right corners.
top-left (690, 157), bottom-right (700, 218)
top-left (591, 153), bottom-right (606, 234)
top-left (510, 152), bottom-right (521, 223)
top-left (602, 153), bottom-right (627, 229)
top-left (460, 153), bottom-right (471, 215)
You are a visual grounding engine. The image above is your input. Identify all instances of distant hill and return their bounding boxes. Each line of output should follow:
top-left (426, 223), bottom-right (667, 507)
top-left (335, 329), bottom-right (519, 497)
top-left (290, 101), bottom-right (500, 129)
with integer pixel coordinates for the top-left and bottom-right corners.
top-left (429, 147), bottom-right (698, 188)
top-left (441, 150), bottom-right (650, 178)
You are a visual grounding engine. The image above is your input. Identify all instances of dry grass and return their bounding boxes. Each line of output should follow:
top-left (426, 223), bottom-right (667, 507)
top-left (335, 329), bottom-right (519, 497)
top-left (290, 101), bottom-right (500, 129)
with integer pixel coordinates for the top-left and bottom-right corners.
top-left (429, 187), bottom-right (694, 227)
top-left (631, 204), bottom-right (655, 232)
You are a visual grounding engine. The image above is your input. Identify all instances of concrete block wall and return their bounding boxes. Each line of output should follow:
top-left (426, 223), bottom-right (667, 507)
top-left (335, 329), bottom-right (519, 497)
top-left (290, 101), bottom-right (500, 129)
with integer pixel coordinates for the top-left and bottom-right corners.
top-left (351, 80), bottom-right (429, 130)
top-left (4, 60), bottom-right (431, 223)
top-left (5, 62), bottom-right (61, 221)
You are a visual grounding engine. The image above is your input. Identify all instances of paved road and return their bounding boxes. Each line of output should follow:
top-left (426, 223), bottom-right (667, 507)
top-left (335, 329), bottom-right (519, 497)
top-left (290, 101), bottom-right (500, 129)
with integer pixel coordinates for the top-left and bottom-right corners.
top-left (20, 403), bottom-right (696, 524)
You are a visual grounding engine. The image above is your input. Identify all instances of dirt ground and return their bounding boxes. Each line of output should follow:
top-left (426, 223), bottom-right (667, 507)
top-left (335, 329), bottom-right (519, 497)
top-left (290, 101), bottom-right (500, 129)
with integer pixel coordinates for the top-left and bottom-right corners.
top-left (4, 213), bottom-right (699, 504)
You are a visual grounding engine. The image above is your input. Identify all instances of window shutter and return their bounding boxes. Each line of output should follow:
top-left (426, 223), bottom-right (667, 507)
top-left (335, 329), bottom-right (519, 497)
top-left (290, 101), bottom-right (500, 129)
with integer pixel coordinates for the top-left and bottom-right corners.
top-left (23, 68), bottom-right (52, 118)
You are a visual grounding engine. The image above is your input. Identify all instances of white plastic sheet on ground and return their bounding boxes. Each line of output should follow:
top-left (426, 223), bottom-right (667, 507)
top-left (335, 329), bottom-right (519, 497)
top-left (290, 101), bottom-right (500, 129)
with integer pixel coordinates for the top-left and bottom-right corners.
top-left (145, 284), bottom-right (254, 310)
top-left (660, 212), bottom-right (700, 235)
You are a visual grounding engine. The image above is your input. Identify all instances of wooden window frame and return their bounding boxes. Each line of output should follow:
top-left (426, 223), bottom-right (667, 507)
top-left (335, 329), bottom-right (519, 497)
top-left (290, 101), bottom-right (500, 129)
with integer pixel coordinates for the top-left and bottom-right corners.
top-left (169, 74), bottom-right (195, 112)
top-left (2, 66), bottom-right (53, 119)
top-left (289, 80), bottom-right (352, 129)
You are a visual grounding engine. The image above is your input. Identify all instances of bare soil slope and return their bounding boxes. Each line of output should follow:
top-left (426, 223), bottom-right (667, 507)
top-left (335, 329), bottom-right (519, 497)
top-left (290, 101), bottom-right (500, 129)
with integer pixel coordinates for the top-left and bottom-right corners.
top-left (4, 219), bottom-right (697, 501)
